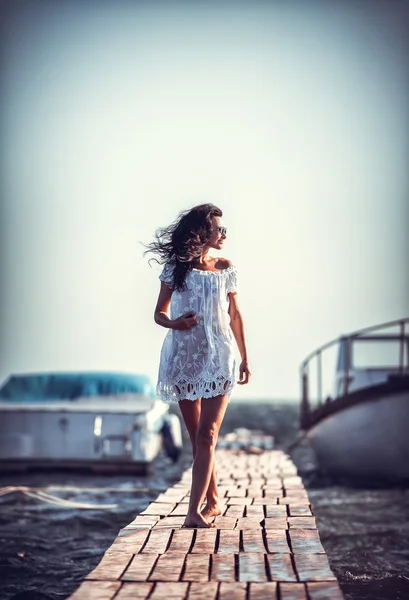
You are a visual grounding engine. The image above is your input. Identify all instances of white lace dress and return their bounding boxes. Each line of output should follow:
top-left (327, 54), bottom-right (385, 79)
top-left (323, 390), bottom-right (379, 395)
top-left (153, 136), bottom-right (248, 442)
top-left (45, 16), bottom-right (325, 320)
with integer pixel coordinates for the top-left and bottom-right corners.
top-left (157, 263), bottom-right (239, 402)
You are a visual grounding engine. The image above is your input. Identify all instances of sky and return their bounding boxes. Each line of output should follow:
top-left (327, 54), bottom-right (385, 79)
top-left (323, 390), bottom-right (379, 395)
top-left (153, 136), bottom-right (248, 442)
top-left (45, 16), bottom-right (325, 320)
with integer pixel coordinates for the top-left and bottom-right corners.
top-left (0, 0), bottom-right (408, 401)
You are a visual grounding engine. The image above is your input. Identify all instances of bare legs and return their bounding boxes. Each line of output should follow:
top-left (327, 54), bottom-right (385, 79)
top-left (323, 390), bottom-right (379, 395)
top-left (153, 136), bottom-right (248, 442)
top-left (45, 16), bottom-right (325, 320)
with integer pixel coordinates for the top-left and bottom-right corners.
top-left (179, 395), bottom-right (229, 528)
top-left (179, 399), bottom-right (221, 517)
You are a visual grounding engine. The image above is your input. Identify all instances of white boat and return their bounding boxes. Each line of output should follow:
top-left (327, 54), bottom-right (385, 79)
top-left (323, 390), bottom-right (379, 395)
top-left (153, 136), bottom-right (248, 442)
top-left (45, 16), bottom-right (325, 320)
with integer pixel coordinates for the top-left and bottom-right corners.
top-left (0, 371), bottom-right (182, 474)
top-left (300, 318), bottom-right (409, 482)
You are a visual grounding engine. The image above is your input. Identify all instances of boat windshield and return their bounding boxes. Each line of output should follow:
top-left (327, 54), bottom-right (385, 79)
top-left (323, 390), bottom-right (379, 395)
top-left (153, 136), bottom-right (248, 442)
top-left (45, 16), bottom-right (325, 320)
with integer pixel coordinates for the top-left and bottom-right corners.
top-left (0, 372), bottom-right (156, 402)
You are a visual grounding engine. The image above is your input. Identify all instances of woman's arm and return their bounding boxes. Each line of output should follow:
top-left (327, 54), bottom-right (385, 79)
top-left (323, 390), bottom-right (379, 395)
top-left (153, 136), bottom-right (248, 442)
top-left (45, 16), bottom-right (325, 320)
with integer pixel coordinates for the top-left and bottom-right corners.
top-left (228, 292), bottom-right (251, 385)
top-left (154, 282), bottom-right (198, 330)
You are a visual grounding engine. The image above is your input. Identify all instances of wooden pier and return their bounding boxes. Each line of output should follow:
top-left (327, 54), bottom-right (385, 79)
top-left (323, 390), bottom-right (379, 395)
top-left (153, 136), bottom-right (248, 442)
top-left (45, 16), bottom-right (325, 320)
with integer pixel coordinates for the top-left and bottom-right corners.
top-left (68, 437), bottom-right (345, 600)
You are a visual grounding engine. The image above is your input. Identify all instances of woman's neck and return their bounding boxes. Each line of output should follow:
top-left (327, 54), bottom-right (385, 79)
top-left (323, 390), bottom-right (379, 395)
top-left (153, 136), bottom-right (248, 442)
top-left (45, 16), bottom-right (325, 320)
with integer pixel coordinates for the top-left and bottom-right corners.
top-left (195, 249), bottom-right (214, 267)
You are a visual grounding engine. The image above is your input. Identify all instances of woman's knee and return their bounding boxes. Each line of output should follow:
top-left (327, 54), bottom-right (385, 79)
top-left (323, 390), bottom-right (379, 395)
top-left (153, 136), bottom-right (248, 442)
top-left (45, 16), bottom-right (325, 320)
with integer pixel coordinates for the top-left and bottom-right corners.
top-left (196, 426), bottom-right (218, 450)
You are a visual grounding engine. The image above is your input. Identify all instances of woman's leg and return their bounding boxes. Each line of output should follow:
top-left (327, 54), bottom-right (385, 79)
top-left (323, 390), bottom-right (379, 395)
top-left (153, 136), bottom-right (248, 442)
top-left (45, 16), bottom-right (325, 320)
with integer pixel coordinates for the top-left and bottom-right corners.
top-left (182, 394), bottom-right (229, 528)
top-left (179, 399), bottom-right (223, 519)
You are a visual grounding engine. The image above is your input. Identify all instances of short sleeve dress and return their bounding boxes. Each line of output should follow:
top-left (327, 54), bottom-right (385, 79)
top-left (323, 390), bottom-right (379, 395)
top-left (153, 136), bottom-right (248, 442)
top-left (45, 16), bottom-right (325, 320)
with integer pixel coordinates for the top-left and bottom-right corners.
top-left (157, 263), bottom-right (239, 402)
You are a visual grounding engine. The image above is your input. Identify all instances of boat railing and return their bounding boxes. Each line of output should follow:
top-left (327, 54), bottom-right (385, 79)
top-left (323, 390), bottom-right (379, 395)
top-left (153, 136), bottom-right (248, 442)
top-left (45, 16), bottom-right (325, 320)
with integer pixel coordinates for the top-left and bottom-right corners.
top-left (300, 317), bottom-right (409, 429)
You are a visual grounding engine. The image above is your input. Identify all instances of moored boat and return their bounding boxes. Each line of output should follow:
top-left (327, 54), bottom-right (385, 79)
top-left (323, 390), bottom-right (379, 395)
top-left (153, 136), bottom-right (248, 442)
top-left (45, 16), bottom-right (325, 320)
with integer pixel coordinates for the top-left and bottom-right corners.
top-left (0, 371), bottom-right (182, 474)
top-left (300, 318), bottom-right (409, 482)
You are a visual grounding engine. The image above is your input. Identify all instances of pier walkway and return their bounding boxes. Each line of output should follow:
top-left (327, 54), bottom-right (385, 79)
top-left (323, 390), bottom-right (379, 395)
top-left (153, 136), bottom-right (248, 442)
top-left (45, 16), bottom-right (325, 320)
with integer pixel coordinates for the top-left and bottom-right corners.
top-left (68, 436), bottom-right (345, 600)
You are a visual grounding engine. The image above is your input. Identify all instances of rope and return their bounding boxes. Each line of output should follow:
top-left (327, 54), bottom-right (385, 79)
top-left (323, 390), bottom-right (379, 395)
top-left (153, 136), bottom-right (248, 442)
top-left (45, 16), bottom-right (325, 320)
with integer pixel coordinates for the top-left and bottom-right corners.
top-left (284, 430), bottom-right (309, 453)
top-left (0, 486), bottom-right (118, 509)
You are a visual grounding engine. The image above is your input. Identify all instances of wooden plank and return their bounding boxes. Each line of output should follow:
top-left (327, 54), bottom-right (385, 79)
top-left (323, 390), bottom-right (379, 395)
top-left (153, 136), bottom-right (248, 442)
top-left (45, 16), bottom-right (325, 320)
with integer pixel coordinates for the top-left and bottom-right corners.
top-left (280, 465), bottom-right (298, 476)
top-left (227, 487), bottom-right (247, 497)
top-left (214, 516), bottom-right (238, 529)
top-left (149, 582), bottom-right (189, 599)
top-left (249, 478), bottom-right (265, 485)
top-left (226, 497), bottom-right (253, 505)
top-left (103, 547), bottom-right (136, 558)
top-left (169, 503), bottom-right (189, 516)
top-left (170, 486), bottom-right (189, 494)
top-left (211, 553), bottom-right (236, 582)
top-left (238, 553), bottom-right (268, 582)
top-left (149, 553), bottom-right (186, 582)
top-left (282, 480), bottom-right (303, 487)
top-left (279, 496), bottom-right (309, 505)
top-left (266, 554), bottom-right (297, 582)
top-left (294, 554), bottom-right (336, 582)
top-left (182, 553), bottom-right (210, 581)
top-left (248, 582), bottom-right (278, 600)
top-left (288, 505), bottom-right (312, 517)
top-left (152, 516), bottom-right (185, 529)
top-left (288, 517), bottom-right (316, 529)
top-left (246, 506), bottom-right (265, 518)
top-left (263, 518), bottom-right (288, 530)
top-left (247, 488), bottom-right (265, 500)
top-left (141, 529), bottom-right (172, 554)
top-left (224, 505), bottom-right (245, 518)
top-left (124, 515), bottom-right (159, 529)
top-left (289, 530), bottom-right (324, 554)
top-left (86, 554), bottom-right (133, 580)
top-left (121, 554), bottom-right (158, 582)
top-left (141, 502), bottom-right (175, 516)
top-left (115, 530), bottom-right (151, 546)
top-left (262, 496), bottom-right (281, 503)
top-left (279, 582), bottom-right (307, 600)
top-left (241, 530), bottom-right (266, 553)
top-left (119, 526), bottom-right (150, 534)
top-left (236, 517), bottom-right (263, 529)
top-left (265, 531), bottom-right (291, 554)
top-left (307, 581), bottom-right (345, 599)
top-left (191, 528), bottom-right (217, 553)
top-left (281, 483), bottom-right (307, 491)
top-left (167, 529), bottom-right (194, 552)
top-left (282, 477), bottom-right (304, 487)
top-left (234, 477), bottom-right (250, 484)
top-left (69, 581), bottom-right (121, 600)
top-left (155, 493), bottom-right (186, 503)
top-left (265, 506), bottom-right (287, 518)
top-left (106, 531), bottom-right (150, 551)
top-left (189, 582), bottom-right (219, 600)
top-left (218, 530), bottom-right (240, 553)
top-left (218, 582), bottom-right (247, 600)
top-left (217, 486), bottom-right (231, 498)
top-left (118, 528), bottom-right (156, 545)
top-left (115, 582), bottom-right (153, 599)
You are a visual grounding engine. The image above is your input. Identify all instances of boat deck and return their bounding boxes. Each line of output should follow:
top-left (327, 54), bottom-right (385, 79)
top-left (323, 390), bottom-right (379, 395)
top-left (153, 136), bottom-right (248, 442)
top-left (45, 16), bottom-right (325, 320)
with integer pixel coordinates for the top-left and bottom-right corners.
top-left (68, 437), bottom-right (345, 600)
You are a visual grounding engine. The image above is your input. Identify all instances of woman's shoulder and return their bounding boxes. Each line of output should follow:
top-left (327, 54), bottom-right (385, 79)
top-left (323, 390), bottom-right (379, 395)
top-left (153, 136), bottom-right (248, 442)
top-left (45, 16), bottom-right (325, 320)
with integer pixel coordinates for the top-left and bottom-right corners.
top-left (216, 258), bottom-right (234, 271)
top-left (192, 258), bottom-right (235, 273)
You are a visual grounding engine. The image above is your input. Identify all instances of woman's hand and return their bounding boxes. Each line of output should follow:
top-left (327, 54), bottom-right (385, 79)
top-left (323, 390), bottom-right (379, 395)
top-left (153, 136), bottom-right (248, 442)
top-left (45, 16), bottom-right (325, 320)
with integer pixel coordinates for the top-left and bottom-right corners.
top-left (171, 311), bottom-right (198, 330)
top-left (238, 358), bottom-right (251, 385)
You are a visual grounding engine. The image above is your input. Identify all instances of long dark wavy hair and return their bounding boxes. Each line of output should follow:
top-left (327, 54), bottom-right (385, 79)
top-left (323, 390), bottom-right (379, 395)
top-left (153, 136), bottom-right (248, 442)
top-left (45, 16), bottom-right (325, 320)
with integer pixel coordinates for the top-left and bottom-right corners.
top-left (144, 203), bottom-right (223, 291)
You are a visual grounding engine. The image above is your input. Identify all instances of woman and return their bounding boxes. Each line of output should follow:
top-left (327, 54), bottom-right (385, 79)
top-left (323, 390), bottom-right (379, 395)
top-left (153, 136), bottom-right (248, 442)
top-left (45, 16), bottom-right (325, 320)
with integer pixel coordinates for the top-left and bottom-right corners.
top-left (146, 203), bottom-right (251, 528)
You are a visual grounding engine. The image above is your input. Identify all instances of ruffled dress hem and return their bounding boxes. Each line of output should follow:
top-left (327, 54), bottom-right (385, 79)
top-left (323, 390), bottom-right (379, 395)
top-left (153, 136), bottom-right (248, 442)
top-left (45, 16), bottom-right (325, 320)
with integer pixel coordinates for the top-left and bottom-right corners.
top-left (156, 378), bottom-right (235, 403)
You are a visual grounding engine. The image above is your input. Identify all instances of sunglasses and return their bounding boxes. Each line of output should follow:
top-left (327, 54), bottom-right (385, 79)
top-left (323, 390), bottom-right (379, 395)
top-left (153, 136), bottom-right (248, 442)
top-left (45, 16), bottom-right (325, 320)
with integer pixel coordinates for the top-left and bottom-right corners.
top-left (213, 227), bottom-right (227, 236)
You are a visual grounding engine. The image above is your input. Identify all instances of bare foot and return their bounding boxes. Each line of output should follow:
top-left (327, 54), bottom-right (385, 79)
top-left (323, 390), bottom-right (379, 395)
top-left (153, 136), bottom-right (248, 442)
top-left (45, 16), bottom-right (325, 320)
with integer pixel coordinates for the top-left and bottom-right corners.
top-left (201, 503), bottom-right (223, 520)
top-left (182, 513), bottom-right (216, 528)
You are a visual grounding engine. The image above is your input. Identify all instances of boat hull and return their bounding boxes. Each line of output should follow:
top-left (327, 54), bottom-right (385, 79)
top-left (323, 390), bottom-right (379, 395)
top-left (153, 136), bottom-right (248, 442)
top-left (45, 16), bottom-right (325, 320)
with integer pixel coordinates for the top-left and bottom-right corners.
top-left (0, 396), bottom-right (169, 473)
top-left (307, 390), bottom-right (409, 481)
